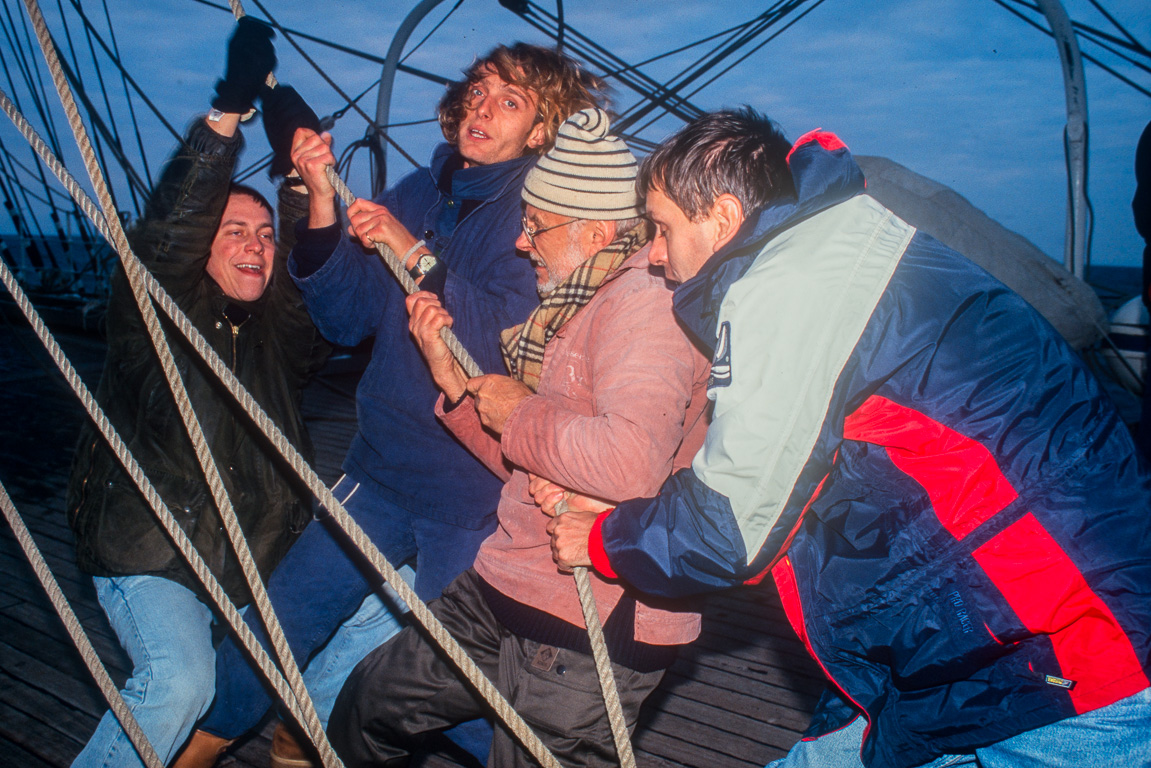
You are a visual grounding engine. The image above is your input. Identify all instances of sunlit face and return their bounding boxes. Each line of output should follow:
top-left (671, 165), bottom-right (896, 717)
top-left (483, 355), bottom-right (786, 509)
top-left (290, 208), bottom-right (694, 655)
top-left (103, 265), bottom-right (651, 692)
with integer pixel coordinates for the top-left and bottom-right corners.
top-left (206, 193), bottom-right (275, 303)
top-left (515, 204), bottom-right (592, 296)
top-left (456, 66), bottom-right (546, 168)
top-left (645, 187), bottom-right (723, 284)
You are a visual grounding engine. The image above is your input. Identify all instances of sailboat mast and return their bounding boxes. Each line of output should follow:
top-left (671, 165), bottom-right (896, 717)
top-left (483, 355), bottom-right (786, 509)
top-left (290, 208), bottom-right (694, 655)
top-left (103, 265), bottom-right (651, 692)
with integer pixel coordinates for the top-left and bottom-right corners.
top-left (372, 0), bottom-right (447, 195)
top-left (1035, 0), bottom-right (1089, 279)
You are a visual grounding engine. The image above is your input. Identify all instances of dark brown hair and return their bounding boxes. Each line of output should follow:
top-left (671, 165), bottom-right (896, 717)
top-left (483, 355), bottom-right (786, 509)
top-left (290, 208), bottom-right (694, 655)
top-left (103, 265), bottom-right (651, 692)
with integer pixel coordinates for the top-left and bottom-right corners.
top-left (227, 182), bottom-right (274, 221)
top-left (637, 107), bottom-right (795, 221)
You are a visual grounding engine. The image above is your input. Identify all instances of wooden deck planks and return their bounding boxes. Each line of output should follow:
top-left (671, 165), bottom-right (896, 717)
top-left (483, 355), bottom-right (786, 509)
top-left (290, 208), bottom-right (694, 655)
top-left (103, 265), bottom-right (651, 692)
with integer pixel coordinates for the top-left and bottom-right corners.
top-left (0, 327), bottom-right (823, 767)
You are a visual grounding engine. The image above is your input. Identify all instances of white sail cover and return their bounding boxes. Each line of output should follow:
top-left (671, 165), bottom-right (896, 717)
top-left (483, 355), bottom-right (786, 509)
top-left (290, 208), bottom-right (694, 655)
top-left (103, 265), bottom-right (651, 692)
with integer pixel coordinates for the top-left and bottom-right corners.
top-left (856, 155), bottom-right (1105, 349)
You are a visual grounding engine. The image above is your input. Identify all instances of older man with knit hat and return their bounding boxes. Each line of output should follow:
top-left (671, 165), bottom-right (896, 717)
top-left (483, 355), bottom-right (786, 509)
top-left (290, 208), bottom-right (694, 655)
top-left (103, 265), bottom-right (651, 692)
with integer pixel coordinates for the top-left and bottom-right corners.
top-left (328, 108), bottom-right (711, 768)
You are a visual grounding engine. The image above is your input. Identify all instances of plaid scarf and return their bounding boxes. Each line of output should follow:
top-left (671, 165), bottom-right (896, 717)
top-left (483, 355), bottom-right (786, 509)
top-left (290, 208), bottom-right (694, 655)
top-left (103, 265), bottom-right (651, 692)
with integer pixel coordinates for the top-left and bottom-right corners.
top-left (501, 222), bottom-right (649, 391)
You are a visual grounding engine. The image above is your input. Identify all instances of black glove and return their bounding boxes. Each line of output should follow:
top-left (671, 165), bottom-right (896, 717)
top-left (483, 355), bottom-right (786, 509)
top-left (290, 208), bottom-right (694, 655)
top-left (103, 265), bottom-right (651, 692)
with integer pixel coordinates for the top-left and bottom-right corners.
top-left (212, 17), bottom-right (276, 114)
top-left (260, 84), bottom-right (321, 178)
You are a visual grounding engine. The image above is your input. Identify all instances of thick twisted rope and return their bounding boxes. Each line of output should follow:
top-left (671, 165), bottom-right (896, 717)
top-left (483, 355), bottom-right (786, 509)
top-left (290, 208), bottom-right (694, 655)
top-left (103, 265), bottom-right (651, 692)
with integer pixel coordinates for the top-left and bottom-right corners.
top-left (0, 478), bottom-right (164, 768)
top-left (311, 64), bottom-right (636, 768)
top-left (222, 3), bottom-right (629, 762)
top-left (4, 20), bottom-right (565, 765)
top-left (558, 503), bottom-right (636, 767)
top-left (13, 3), bottom-right (339, 764)
top-left (0, 250), bottom-right (314, 761)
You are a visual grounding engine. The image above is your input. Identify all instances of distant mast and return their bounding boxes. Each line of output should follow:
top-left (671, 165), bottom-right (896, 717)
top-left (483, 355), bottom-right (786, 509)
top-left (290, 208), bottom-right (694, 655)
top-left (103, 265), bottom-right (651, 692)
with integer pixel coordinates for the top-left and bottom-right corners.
top-left (373, 0), bottom-right (449, 196)
top-left (1036, 0), bottom-right (1089, 279)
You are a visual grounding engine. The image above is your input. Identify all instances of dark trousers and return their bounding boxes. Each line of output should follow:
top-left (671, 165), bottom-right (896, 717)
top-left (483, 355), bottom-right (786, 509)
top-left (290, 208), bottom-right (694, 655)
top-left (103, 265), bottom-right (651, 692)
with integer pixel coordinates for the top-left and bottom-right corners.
top-left (201, 480), bottom-right (495, 739)
top-left (329, 569), bottom-right (664, 768)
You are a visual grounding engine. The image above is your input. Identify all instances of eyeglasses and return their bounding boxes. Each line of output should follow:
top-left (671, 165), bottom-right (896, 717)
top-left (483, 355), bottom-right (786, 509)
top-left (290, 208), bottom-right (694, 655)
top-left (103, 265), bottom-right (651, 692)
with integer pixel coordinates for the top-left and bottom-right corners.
top-left (521, 215), bottom-right (578, 248)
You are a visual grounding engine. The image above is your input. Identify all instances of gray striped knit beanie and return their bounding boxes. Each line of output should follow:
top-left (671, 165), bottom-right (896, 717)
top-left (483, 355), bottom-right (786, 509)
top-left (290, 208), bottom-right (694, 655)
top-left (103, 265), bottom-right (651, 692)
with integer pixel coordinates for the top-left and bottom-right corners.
top-left (521, 107), bottom-right (640, 220)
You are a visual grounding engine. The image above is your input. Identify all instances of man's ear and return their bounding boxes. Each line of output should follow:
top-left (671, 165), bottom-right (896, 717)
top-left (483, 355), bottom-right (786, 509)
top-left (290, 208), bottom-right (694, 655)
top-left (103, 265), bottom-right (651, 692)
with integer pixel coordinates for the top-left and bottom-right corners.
top-left (524, 121), bottom-right (547, 153)
top-left (587, 219), bottom-right (616, 246)
top-left (709, 193), bottom-right (745, 253)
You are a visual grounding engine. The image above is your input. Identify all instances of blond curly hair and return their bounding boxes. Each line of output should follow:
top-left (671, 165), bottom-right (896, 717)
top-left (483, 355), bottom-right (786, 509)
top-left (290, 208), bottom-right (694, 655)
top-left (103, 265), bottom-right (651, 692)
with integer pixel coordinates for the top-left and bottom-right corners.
top-left (438, 43), bottom-right (606, 156)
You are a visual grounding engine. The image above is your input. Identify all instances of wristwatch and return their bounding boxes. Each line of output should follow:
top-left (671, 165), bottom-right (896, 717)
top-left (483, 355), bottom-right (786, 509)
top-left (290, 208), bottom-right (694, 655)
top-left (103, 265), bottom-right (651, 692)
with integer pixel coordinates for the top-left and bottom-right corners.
top-left (407, 252), bottom-right (440, 280)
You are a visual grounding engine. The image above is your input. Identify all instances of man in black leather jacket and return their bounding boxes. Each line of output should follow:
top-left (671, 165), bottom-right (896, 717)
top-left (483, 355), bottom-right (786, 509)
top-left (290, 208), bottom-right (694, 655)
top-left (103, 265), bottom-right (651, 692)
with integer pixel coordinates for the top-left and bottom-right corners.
top-left (65, 19), bottom-right (328, 768)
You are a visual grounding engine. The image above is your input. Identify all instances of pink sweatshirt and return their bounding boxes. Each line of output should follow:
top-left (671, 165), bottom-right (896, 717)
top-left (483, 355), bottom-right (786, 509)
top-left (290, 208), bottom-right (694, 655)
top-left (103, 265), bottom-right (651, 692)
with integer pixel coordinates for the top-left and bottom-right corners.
top-left (438, 248), bottom-right (710, 646)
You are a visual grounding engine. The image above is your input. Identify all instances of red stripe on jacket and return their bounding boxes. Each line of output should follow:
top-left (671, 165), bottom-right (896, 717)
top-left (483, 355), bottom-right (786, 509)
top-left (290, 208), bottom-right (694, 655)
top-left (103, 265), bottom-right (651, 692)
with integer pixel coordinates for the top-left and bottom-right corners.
top-left (773, 556), bottom-right (872, 745)
top-left (973, 513), bottom-right (1149, 713)
top-left (843, 393), bottom-right (1148, 714)
top-left (842, 395), bottom-right (1017, 540)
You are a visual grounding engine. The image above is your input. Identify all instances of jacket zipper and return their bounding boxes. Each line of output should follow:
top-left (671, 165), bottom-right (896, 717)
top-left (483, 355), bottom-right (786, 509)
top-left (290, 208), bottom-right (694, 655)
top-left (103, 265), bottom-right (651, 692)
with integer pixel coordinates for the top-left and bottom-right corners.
top-left (70, 438), bottom-right (100, 524)
top-left (230, 321), bottom-right (240, 370)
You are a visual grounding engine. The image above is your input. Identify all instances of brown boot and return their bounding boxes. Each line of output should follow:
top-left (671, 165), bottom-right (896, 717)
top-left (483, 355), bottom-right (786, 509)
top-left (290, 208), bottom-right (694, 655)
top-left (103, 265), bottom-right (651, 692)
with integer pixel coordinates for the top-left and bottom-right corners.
top-left (170, 730), bottom-right (234, 768)
top-left (269, 721), bottom-right (318, 768)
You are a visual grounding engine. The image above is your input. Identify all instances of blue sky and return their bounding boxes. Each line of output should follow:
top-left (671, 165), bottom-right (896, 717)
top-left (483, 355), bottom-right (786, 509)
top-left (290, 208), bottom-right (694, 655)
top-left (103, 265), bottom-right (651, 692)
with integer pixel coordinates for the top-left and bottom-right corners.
top-left (5, 0), bottom-right (1149, 276)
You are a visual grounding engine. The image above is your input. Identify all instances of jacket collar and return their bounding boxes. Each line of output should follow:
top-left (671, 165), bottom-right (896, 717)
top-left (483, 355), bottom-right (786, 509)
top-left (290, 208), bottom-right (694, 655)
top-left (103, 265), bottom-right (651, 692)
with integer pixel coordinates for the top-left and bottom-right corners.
top-left (672, 130), bottom-right (866, 355)
top-left (428, 142), bottom-right (537, 202)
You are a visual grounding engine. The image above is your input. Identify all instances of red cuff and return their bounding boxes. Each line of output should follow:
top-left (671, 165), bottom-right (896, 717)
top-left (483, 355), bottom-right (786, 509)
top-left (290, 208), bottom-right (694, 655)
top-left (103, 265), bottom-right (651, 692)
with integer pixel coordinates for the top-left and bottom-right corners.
top-left (588, 509), bottom-right (617, 578)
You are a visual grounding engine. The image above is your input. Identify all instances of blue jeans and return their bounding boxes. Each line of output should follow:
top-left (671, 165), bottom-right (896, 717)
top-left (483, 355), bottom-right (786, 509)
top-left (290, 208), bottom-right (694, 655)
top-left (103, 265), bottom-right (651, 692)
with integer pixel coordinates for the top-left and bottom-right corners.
top-left (72, 575), bottom-right (215, 768)
top-left (766, 687), bottom-right (1151, 768)
top-left (301, 569), bottom-right (413, 729)
top-left (200, 477), bottom-right (495, 740)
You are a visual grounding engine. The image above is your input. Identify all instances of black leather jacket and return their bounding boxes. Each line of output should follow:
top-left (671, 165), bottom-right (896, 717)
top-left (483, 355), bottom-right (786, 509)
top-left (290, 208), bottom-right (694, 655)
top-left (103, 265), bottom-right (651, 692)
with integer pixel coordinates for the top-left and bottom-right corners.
top-left (67, 120), bottom-right (329, 604)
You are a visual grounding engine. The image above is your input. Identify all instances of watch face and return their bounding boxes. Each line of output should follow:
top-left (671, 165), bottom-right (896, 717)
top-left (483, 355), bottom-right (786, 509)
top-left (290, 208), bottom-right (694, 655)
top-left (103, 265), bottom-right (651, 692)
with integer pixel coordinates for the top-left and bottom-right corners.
top-left (416, 254), bottom-right (438, 274)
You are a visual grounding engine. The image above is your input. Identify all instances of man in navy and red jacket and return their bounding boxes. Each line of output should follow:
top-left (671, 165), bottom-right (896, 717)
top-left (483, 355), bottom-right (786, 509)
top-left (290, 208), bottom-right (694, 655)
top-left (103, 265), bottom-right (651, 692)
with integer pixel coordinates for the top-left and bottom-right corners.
top-left (546, 108), bottom-right (1151, 768)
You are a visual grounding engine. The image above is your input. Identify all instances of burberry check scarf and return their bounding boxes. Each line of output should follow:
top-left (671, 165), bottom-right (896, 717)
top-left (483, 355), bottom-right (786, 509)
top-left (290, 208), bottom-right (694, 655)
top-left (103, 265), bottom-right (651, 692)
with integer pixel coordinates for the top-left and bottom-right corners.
top-left (500, 221), bottom-right (650, 391)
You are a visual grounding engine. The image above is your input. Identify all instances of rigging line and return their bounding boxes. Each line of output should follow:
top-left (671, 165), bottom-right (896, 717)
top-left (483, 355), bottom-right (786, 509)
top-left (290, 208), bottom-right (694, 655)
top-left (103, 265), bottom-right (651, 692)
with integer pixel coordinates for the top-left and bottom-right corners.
top-left (10, 0), bottom-right (73, 155)
top-left (2, 2), bottom-right (134, 220)
top-left (613, 3), bottom-right (788, 126)
top-left (1002, 0), bottom-right (1150, 57)
top-left (1076, 27), bottom-right (1151, 77)
top-left (63, 0), bottom-right (142, 219)
top-left (77, 0), bottom-right (144, 216)
top-left (511, 0), bottom-right (706, 117)
top-left (187, 0), bottom-right (453, 86)
top-left (1084, 0), bottom-right (1147, 54)
top-left (52, 49), bottom-right (152, 198)
top-left (0, 137), bottom-right (82, 201)
top-left (554, 0), bottom-right (563, 52)
top-left (681, 0), bottom-right (826, 104)
top-left (990, 0), bottom-right (1151, 99)
top-left (99, 0), bottom-right (153, 189)
top-left (515, 8), bottom-right (701, 121)
top-left (0, 85), bottom-right (343, 760)
top-left (638, 0), bottom-right (793, 92)
top-left (233, 150), bottom-right (273, 182)
top-left (0, 134), bottom-right (60, 268)
top-left (380, 116), bottom-right (440, 128)
top-left (512, 4), bottom-right (703, 124)
top-left (0, 0), bottom-right (78, 231)
top-left (618, 1), bottom-right (805, 133)
top-left (238, 0), bottom-right (422, 172)
top-left (598, 18), bottom-right (768, 80)
top-left (0, 61), bottom-right (71, 267)
top-left (61, 0), bottom-right (181, 142)
top-left (45, 0), bottom-right (106, 238)
top-left (0, 149), bottom-right (47, 268)
top-left (330, 77), bottom-right (380, 121)
top-left (0, 168), bottom-right (59, 208)
top-left (6, 54), bottom-right (559, 761)
top-left (400, 0), bottom-right (465, 64)
top-left (6, 2), bottom-right (343, 754)
top-left (0, 481), bottom-right (165, 768)
top-left (618, 134), bottom-right (658, 153)
top-left (0, 1), bottom-right (61, 154)
top-left (245, 0), bottom-right (371, 126)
